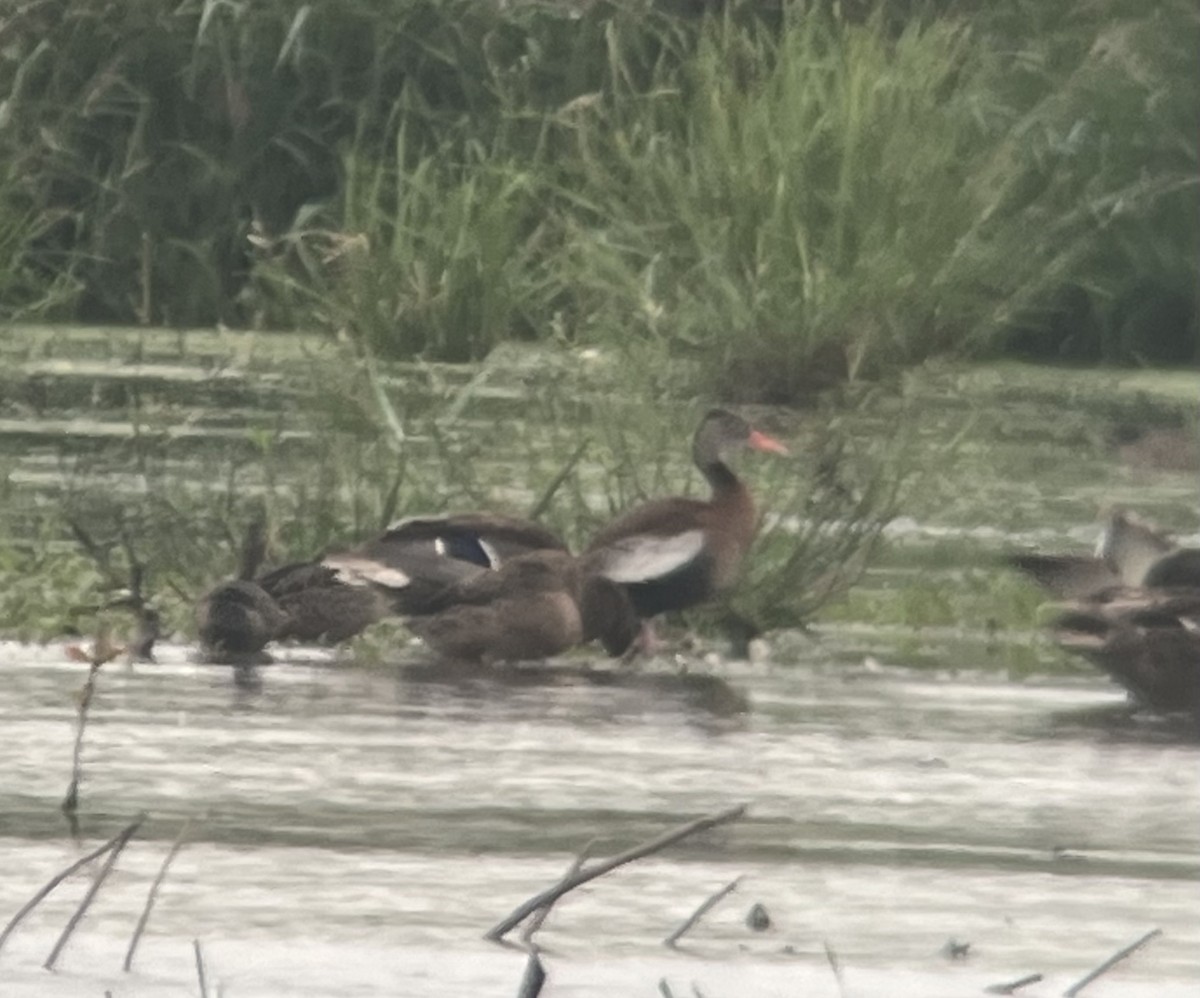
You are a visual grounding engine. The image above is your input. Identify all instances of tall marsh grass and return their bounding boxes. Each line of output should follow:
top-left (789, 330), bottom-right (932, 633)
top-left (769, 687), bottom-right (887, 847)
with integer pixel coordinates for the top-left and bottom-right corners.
top-left (0, 0), bottom-right (1195, 391)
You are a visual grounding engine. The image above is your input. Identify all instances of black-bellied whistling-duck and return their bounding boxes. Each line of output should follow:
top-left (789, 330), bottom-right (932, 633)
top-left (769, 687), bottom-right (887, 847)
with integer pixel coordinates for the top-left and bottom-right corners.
top-left (584, 409), bottom-right (788, 642)
top-left (405, 549), bottom-right (639, 663)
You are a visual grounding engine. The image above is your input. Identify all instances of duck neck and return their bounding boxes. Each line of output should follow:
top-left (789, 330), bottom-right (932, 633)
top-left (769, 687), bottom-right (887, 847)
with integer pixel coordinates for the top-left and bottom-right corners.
top-left (699, 457), bottom-right (741, 496)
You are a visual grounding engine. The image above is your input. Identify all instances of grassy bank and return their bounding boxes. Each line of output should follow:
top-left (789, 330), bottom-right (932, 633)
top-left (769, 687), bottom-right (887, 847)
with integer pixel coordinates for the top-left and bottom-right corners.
top-left (0, 327), bottom-right (903, 645)
top-left (1, 1), bottom-right (1196, 399)
top-left (1, 326), bottom-right (1196, 667)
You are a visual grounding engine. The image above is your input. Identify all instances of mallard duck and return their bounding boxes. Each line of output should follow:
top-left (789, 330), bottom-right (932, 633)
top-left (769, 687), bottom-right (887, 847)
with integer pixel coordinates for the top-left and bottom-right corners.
top-left (320, 513), bottom-right (568, 615)
top-left (584, 409), bottom-right (787, 650)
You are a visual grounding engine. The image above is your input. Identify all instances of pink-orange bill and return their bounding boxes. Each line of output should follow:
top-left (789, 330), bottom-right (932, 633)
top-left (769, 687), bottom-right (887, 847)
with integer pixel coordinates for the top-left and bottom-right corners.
top-left (748, 429), bottom-right (789, 455)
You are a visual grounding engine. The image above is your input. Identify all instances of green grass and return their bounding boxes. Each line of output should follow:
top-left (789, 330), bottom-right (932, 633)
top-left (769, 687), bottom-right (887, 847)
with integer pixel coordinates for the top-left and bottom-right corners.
top-left (3, 324), bottom-right (1196, 669)
top-left (0, 330), bottom-right (902, 645)
top-left (1, 1), bottom-right (1194, 389)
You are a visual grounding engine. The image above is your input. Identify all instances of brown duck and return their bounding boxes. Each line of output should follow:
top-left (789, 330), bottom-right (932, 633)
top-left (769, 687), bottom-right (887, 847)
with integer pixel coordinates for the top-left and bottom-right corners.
top-left (1007, 509), bottom-right (1200, 723)
top-left (198, 512), bottom-right (566, 656)
top-left (584, 409), bottom-right (788, 646)
top-left (405, 549), bottom-right (639, 663)
top-left (320, 512), bottom-right (568, 616)
top-left (1052, 588), bottom-right (1200, 723)
top-left (1006, 508), bottom-right (1183, 599)
top-left (196, 517), bottom-right (289, 659)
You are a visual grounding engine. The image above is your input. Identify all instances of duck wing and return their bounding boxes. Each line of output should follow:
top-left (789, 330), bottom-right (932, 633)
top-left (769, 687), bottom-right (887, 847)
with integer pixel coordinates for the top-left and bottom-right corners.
top-left (590, 530), bottom-right (708, 584)
top-left (1005, 553), bottom-right (1119, 599)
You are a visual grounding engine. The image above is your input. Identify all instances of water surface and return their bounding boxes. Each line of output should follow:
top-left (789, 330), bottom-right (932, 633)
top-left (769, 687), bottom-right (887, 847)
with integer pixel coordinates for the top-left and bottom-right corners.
top-left (1, 641), bottom-right (1196, 997)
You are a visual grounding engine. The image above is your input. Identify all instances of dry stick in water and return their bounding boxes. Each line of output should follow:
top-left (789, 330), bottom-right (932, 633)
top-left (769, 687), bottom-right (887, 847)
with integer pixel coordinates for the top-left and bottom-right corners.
top-left (519, 838), bottom-right (597, 950)
top-left (124, 817), bottom-right (194, 972)
top-left (43, 814), bottom-right (147, 970)
top-left (194, 939), bottom-right (209, 998)
top-left (984, 972), bottom-right (1045, 995)
top-left (62, 636), bottom-right (124, 829)
top-left (486, 804), bottom-right (748, 942)
top-left (823, 940), bottom-right (848, 998)
top-left (1063, 929), bottom-right (1162, 998)
top-left (62, 660), bottom-right (99, 820)
top-left (0, 815), bottom-right (144, 958)
top-left (663, 876), bottom-right (743, 949)
top-left (514, 950), bottom-right (546, 998)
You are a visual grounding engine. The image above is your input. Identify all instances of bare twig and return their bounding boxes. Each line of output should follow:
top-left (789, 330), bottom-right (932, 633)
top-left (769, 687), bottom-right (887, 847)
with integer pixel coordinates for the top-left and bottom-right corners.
top-left (823, 940), bottom-right (847, 998)
top-left (514, 950), bottom-right (546, 998)
top-left (66, 517), bottom-right (121, 591)
top-left (43, 814), bottom-right (147, 969)
top-left (486, 804), bottom-right (748, 942)
top-left (118, 526), bottom-right (148, 608)
top-left (0, 817), bottom-right (143, 958)
top-left (124, 817), bottom-right (195, 971)
top-left (62, 636), bottom-right (123, 829)
top-left (663, 876), bottom-right (742, 948)
top-left (194, 939), bottom-right (209, 998)
top-left (163, 573), bottom-right (196, 607)
top-left (519, 839), bottom-right (597, 950)
top-left (526, 438), bottom-right (590, 522)
top-left (985, 971), bottom-right (1044, 995)
top-left (1063, 929), bottom-right (1162, 997)
top-left (62, 661), bottom-right (101, 825)
top-left (658, 980), bottom-right (677, 998)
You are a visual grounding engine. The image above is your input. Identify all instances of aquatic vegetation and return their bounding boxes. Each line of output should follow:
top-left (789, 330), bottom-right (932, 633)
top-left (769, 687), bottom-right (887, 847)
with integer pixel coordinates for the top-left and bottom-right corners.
top-left (0, 324), bottom-right (1195, 666)
top-left (0, 329), bottom-right (901, 649)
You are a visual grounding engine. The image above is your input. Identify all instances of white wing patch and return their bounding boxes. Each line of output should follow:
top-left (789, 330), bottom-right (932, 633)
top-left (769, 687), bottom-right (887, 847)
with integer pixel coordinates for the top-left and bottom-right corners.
top-left (323, 555), bottom-right (410, 590)
top-left (596, 530), bottom-right (706, 583)
top-left (477, 538), bottom-right (501, 569)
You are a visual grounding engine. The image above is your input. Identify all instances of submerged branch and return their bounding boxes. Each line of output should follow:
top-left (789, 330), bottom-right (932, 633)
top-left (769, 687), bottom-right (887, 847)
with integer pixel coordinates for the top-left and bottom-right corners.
top-left (663, 876), bottom-right (742, 949)
top-left (62, 633), bottom-right (123, 830)
top-left (514, 950), bottom-right (546, 998)
top-left (0, 815), bottom-right (143, 958)
top-left (1063, 929), bottom-right (1162, 997)
top-left (194, 939), bottom-right (209, 998)
top-left (519, 838), bottom-right (597, 951)
top-left (984, 972), bottom-right (1044, 995)
top-left (43, 814), bottom-right (147, 970)
top-left (823, 940), bottom-right (848, 998)
top-left (62, 660), bottom-right (103, 826)
top-left (486, 804), bottom-right (748, 942)
top-left (124, 817), bottom-right (195, 972)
